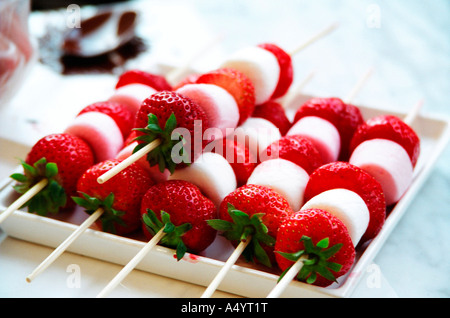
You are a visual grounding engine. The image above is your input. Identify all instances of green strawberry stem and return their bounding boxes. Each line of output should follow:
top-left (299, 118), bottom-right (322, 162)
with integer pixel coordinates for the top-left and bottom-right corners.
top-left (71, 192), bottom-right (126, 234)
top-left (142, 209), bottom-right (192, 261)
top-left (207, 203), bottom-right (276, 267)
top-left (9, 158), bottom-right (67, 216)
top-left (276, 236), bottom-right (343, 285)
top-left (133, 112), bottom-right (190, 174)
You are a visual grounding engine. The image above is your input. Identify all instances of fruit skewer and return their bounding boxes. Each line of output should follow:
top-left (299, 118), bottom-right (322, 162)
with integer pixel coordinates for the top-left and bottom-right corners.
top-left (96, 180), bottom-right (217, 298)
top-left (97, 23), bottom-right (339, 184)
top-left (26, 159), bottom-right (154, 282)
top-left (199, 73), bottom-right (373, 298)
top-left (266, 102), bottom-right (422, 297)
top-left (0, 134), bottom-right (95, 224)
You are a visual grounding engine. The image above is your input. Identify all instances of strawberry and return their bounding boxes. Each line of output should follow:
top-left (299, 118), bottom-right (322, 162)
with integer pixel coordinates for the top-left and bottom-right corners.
top-left (293, 98), bottom-right (364, 160)
top-left (78, 101), bottom-right (134, 139)
top-left (196, 68), bottom-right (255, 125)
top-left (74, 159), bottom-right (153, 235)
top-left (274, 208), bottom-right (355, 287)
top-left (10, 133), bottom-right (94, 215)
top-left (304, 161), bottom-right (386, 243)
top-left (210, 138), bottom-right (257, 186)
top-left (261, 135), bottom-right (323, 174)
top-left (134, 91), bottom-right (210, 174)
top-left (140, 180), bottom-right (217, 259)
top-left (115, 69), bottom-right (172, 91)
top-left (252, 100), bottom-right (292, 135)
top-left (349, 114), bottom-right (420, 167)
top-left (257, 43), bottom-right (293, 99)
top-left (210, 184), bottom-right (293, 267)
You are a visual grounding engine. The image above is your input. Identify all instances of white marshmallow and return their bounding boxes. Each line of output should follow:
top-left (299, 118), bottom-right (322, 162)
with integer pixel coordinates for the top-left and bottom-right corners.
top-left (221, 46), bottom-right (280, 105)
top-left (108, 83), bottom-right (157, 115)
top-left (64, 112), bottom-right (123, 162)
top-left (230, 117), bottom-right (281, 161)
top-left (301, 188), bottom-right (370, 246)
top-left (168, 152), bottom-right (237, 207)
top-left (176, 83), bottom-right (239, 140)
top-left (247, 158), bottom-right (309, 211)
top-left (287, 116), bottom-right (341, 163)
top-left (349, 138), bottom-right (413, 206)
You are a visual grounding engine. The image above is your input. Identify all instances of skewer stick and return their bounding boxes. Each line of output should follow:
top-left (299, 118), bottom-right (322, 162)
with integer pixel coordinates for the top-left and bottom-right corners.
top-left (266, 255), bottom-right (307, 298)
top-left (26, 208), bottom-right (104, 282)
top-left (280, 70), bottom-right (315, 110)
top-left (165, 34), bottom-right (224, 85)
top-left (96, 228), bottom-right (166, 298)
top-left (404, 99), bottom-right (423, 126)
top-left (201, 237), bottom-right (251, 298)
top-left (344, 68), bottom-right (374, 104)
top-left (0, 178), bottom-right (48, 224)
top-left (288, 22), bottom-right (339, 57)
top-left (97, 139), bottom-right (161, 184)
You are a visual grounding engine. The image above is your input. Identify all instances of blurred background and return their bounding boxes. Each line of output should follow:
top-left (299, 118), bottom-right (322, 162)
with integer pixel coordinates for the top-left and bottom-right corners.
top-left (0, 0), bottom-right (449, 298)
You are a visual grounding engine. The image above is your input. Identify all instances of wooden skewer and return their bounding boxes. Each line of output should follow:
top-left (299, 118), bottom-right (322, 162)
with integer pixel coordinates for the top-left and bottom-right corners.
top-left (0, 178), bottom-right (48, 224)
top-left (165, 33), bottom-right (225, 85)
top-left (266, 255), bottom-right (307, 298)
top-left (344, 68), bottom-right (374, 104)
top-left (280, 70), bottom-right (315, 110)
top-left (201, 237), bottom-right (251, 298)
top-left (97, 139), bottom-right (161, 184)
top-left (288, 22), bottom-right (339, 57)
top-left (26, 208), bottom-right (104, 282)
top-left (96, 228), bottom-right (166, 298)
top-left (404, 99), bottom-right (423, 126)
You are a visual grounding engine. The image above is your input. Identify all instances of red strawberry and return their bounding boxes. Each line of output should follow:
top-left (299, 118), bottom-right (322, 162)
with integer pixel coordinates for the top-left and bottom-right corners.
top-left (74, 159), bottom-right (153, 235)
top-left (134, 91), bottom-right (210, 173)
top-left (261, 135), bottom-right (323, 174)
top-left (349, 114), bottom-right (420, 167)
top-left (210, 138), bottom-right (257, 186)
top-left (293, 98), bottom-right (364, 160)
top-left (140, 180), bottom-right (217, 258)
top-left (211, 184), bottom-right (293, 267)
top-left (275, 208), bottom-right (355, 287)
top-left (252, 100), bottom-right (292, 135)
top-left (257, 43), bottom-right (293, 99)
top-left (115, 69), bottom-right (172, 91)
top-left (304, 161), bottom-right (386, 243)
top-left (11, 133), bottom-right (95, 215)
top-left (78, 101), bottom-right (134, 139)
top-left (196, 68), bottom-right (255, 125)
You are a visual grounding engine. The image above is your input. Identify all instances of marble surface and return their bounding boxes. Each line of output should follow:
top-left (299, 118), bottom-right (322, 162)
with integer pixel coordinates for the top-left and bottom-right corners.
top-left (0, 0), bottom-right (449, 298)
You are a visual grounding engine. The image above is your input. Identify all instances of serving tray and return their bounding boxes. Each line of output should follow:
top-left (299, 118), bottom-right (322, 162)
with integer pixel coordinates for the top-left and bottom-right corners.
top-left (1, 96), bottom-right (449, 298)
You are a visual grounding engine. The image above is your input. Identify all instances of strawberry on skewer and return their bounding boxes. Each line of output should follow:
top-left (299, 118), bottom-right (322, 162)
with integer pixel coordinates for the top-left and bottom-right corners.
top-left (349, 100), bottom-right (423, 206)
top-left (267, 208), bottom-right (355, 297)
top-left (26, 159), bottom-right (153, 283)
top-left (201, 184), bottom-right (293, 298)
top-left (0, 133), bottom-right (94, 224)
top-left (97, 180), bottom-right (216, 298)
top-left (97, 91), bottom-right (211, 184)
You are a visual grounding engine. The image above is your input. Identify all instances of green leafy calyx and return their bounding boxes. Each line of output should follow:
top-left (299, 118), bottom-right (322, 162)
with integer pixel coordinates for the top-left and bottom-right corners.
top-left (276, 236), bottom-right (343, 284)
top-left (71, 192), bottom-right (126, 234)
top-left (142, 209), bottom-right (192, 261)
top-left (133, 113), bottom-right (189, 174)
top-left (10, 157), bottom-right (66, 215)
top-left (207, 203), bottom-right (276, 267)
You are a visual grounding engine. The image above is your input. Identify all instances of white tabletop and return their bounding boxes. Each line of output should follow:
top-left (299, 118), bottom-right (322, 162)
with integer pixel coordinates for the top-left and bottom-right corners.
top-left (0, 0), bottom-right (449, 298)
